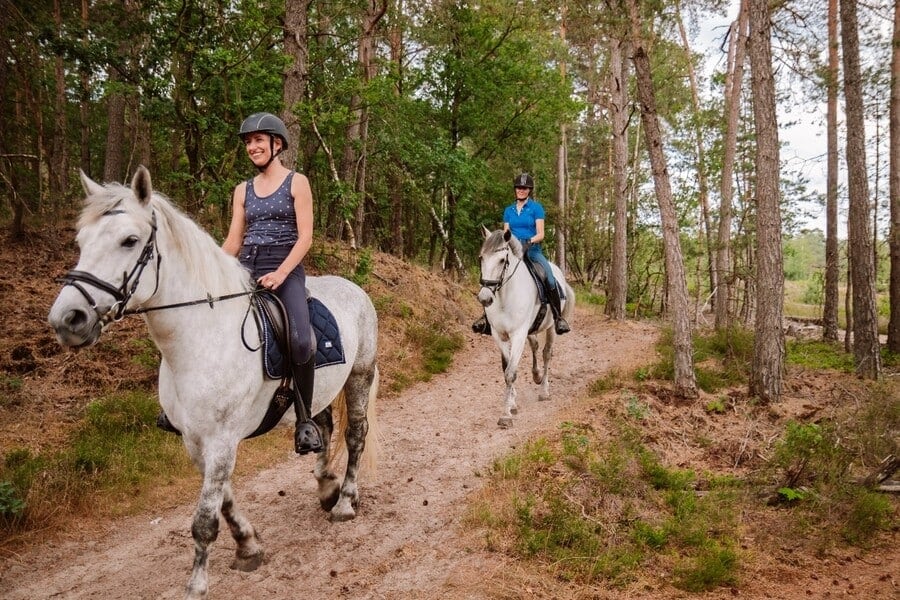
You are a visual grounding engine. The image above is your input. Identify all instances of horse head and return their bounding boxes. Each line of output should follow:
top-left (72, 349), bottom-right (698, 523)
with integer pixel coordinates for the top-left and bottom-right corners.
top-left (477, 228), bottom-right (525, 307)
top-left (49, 166), bottom-right (160, 348)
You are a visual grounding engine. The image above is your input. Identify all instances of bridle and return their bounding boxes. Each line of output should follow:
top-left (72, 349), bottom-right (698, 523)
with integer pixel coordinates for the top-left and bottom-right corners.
top-left (479, 244), bottom-right (522, 294)
top-left (56, 209), bottom-right (254, 326)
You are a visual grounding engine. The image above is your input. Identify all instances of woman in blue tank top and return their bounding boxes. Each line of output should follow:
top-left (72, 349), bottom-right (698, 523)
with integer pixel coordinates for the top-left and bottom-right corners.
top-left (220, 112), bottom-right (325, 455)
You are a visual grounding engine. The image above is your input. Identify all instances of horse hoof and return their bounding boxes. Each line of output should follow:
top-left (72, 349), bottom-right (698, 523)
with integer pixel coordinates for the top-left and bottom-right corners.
top-left (231, 550), bottom-right (265, 572)
top-left (538, 394), bottom-right (551, 402)
top-left (497, 417), bottom-right (513, 428)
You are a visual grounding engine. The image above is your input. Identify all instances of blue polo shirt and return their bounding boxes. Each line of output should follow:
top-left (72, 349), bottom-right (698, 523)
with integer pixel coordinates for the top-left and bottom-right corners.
top-left (503, 199), bottom-right (545, 242)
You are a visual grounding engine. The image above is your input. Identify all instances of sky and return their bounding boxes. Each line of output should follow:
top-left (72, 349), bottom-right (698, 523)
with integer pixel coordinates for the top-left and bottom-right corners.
top-left (692, 2), bottom-right (895, 238)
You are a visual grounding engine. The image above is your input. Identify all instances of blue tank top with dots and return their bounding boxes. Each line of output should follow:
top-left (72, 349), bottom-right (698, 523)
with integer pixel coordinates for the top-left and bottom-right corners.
top-left (243, 172), bottom-right (298, 246)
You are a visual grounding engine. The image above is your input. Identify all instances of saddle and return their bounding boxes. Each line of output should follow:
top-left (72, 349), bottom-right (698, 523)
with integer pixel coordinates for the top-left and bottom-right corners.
top-left (243, 290), bottom-right (345, 439)
top-left (521, 257), bottom-right (564, 335)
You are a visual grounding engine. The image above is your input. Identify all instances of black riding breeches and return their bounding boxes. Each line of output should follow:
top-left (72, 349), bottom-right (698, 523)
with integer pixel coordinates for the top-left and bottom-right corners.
top-left (240, 244), bottom-right (313, 365)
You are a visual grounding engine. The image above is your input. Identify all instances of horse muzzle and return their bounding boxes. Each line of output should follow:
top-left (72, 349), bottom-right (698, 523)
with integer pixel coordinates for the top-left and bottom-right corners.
top-left (477, 287), bottom-right (494, 307)
top-left (48, 298), bottom-right (105, 349)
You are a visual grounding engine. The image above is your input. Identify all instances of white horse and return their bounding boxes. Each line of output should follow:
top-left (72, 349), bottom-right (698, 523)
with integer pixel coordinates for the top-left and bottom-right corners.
top-left (477, 227), bottom-right (574, 428)
top-left (48, 166), bottom-right (379, 600)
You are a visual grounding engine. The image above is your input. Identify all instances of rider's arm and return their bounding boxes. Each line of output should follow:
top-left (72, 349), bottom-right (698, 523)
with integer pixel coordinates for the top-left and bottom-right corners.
top-left (530, 219), bottom-right (545, 244)
top-left (221, 183), bottom-right (248, 256)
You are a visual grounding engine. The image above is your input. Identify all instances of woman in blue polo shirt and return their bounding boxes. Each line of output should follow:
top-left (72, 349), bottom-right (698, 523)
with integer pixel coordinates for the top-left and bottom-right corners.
top-left (473, 172), bottom-right (570, 336)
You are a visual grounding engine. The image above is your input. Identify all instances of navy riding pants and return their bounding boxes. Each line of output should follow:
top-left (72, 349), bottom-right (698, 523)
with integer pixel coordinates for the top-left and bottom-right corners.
top-left (240, 244), bottom-right (314, 365)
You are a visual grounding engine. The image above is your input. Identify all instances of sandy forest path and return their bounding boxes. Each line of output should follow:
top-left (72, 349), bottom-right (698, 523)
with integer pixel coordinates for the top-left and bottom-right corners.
top-left (1, 307), bottom-right (660, 600)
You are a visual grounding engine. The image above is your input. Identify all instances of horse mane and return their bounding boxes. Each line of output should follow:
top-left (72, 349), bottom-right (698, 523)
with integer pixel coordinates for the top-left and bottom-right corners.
top-left (79, 181), bottom-right (250, 293)
top-left (481, 229), bottom-right (523, 260)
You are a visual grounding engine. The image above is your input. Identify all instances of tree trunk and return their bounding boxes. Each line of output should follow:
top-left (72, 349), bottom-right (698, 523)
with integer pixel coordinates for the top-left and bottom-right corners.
top-left (343, 0), bottom-right (387, 246)
top-left (627, 0), bottom-right (697, 399)
top-left (674, 0), bottom-right (714, 311)
top-left (747, 0), bottom-right (785, 403)
top-left (888, 0), bottom-right (900, 352)
top-left (715, 0), bottom-right (748, 330)
top-left (79, 0), bottom-right (92, 176)
top-left (823, 0), bottom-right (841, 343)
top-left (556, 5), bottom-right (568, 274)
top-left (50, 0), bottom-right (69, 209)
top-left (607, 36), bottom-right (629, 321)
top-left (282, 0), bottom-right (310, 171)
top-left (841, 0), bottom-right (882, 379)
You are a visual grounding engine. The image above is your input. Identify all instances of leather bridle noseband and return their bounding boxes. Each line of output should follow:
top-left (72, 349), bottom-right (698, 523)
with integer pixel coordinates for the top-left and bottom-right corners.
top-left (479, 245), bottom-right (521, 294)
top-left (56, 210), bottom-right (161, 326)
top-left (56, 209), bottom-right (255, 326)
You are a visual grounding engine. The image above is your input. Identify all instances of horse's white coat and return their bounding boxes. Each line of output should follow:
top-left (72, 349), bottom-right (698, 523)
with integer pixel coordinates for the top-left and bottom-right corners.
top-left (48, 167), bottom-right (378, 600)
top-left (477, 228), bottom-right (574, 428)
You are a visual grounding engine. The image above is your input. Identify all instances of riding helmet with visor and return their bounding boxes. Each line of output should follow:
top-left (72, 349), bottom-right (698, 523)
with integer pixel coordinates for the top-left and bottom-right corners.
top-left (514, 172), bottom-right (534, 190)
top-left (239, 112), bottom-right (289, 170)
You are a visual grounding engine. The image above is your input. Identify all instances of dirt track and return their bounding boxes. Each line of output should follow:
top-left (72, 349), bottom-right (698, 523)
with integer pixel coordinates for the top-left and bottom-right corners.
top-left (0, 307), bottom-right (660, 599)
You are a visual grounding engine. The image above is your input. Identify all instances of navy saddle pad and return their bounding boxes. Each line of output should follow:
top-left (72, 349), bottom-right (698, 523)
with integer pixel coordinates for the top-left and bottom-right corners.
top-left (259, 297), bottom-right (345, 379)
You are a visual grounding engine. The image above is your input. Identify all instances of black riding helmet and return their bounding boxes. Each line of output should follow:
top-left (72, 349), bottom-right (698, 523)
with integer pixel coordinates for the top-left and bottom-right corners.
top-left (239, 112), bottom-right (289, 170)
top-left (514, 172), bottom-right (534, 189)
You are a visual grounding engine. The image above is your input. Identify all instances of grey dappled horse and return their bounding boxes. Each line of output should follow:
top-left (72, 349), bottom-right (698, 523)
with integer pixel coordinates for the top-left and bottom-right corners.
top-left (48, 166), bottom-right (379, 600)
top-left (477, 227), bottom-right (574, 428)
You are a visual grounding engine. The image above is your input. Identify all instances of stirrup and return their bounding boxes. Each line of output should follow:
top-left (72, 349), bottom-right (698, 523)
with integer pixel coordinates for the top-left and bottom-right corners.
top-left (554, 318), bottom-right (571, 335)
top-left (472, 316), bottom-right (491, 335)
top-left (295, 420), bottom-right (325, 454)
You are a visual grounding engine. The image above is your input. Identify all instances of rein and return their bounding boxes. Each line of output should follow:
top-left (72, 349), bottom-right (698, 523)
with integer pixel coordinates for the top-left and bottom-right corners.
top-left (55, 209), bottom-right (257, 326)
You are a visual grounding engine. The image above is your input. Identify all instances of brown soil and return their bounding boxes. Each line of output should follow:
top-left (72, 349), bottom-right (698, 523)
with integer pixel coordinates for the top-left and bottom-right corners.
top-left (0, 227), bottom-right (896, 599)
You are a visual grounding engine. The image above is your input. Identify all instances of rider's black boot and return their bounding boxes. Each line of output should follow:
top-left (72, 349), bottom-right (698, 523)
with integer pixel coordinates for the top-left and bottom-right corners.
top-left (156, 411), bottom-right (181, 435)
top-left (472, 313), bottom-right (491, 335)
top-left (548, 286), bottom-right (571, 335)
top-left (292, 353), bottom-right (325, 454)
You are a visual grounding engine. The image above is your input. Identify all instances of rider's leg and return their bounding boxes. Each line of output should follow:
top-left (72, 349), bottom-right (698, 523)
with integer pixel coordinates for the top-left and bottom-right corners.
top-left (278, 274), bottom-right (325, 455)
top-left (291, 348), bottom-right (325, 454)
top-left (250, 245), bottom-right (325, 454)
top-left (526, 245), bottom-right (570, 335)
top-left (472, 312), bottom-right (491, 335)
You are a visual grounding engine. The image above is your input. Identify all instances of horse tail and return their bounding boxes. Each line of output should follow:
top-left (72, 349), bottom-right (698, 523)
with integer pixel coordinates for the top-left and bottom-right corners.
top-left (325, 365), bottom-right (380, 478)
top-left (563, 281), bottom-right (576, 320)
top-left (361, 366), bottom-right (380, 477)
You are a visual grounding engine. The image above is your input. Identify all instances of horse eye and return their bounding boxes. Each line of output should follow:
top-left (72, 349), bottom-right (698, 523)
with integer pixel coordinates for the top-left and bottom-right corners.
top-left (122, 236), bottom-right (140, 249)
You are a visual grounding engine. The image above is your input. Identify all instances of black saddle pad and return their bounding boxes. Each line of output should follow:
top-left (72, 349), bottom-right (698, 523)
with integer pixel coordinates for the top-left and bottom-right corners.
top-left (259, 297), bottom-right (345, 379)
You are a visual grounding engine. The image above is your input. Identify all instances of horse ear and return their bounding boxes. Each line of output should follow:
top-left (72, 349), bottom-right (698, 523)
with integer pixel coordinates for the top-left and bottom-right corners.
top-left (131, 165), bottom-right (153, 207)
top-left (503, 230), bottom-right (512, 242)
top-left (481, 224), bottom-right (492, 239)
top-left (79, 170), bottom-right (106, 198)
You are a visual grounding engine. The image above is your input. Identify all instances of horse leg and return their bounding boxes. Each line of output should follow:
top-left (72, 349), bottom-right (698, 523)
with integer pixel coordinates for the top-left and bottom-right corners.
top-left (184, 445), bottom-right (237, 600)
top-left (529, 334), bottom-right (542, 384)
top-left (221, 481), bottom-right (264, 572)
top-left (537, 331), bottom-right (554, 402)
top-left (329, 369), bottom-right (374, 522)
top-left (498, 335), bottom-right (526, 428)
top-left (312, 408), bottom-right (340, 512)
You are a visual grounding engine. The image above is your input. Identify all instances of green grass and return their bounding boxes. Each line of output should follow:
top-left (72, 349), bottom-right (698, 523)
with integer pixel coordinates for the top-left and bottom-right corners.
top-left (1, 391), bottom-right (190, 536)
top-left (467, 419), bottom-right (742, 591)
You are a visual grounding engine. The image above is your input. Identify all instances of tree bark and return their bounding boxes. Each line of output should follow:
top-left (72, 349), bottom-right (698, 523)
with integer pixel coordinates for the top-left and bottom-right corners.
top-left (823, 0), bottom-right (841, 343)
top-left (627, 0), bottom-right (697, 399)
top-left (841, 0), bottom-right (882, 379)
top-left (282, 0), bottom-right (310, 171)
top-left (747, 0), bottom-right (785, 402)
top-left (888, 0), bottom-right (900, 352)
top-left (674, 0), bottom-right (714, 312)
top-left (556, 4), bottom-right (568, 275)
top-left (715, 0), bottom-right (748, 330)
top-left (607, 36), bottom-right (629, 321)
top-left (50, 0), bottom-right (69, 208)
